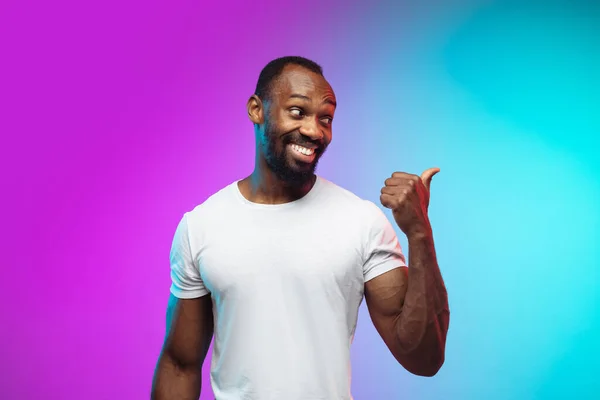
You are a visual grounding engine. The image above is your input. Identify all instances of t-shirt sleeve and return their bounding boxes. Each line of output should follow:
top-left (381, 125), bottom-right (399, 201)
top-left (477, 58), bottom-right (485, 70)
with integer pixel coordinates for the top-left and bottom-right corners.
top-left (169, 212), bottom-right (210, 299)
top-left (362, 201), bottom-right (407, 282)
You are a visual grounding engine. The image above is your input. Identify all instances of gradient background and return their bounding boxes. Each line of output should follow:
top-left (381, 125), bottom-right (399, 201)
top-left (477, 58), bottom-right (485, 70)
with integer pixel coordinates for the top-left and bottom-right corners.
top-left (1, 0), bottom-right (599, 399)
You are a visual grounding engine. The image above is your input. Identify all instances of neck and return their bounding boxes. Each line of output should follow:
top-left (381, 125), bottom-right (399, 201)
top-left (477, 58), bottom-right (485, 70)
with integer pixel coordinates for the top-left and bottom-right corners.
top-left (239, 162), bottom-right (316, 205)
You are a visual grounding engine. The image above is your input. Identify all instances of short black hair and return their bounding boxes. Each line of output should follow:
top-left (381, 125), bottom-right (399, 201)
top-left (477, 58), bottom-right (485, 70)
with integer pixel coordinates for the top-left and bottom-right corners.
top-left (254, 56), bottom-right (323, 101)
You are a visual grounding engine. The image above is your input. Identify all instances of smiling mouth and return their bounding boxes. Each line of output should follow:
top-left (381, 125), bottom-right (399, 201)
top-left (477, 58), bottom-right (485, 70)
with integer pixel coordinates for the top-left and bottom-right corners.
top-left (287, 143), bottom-right (318, 163)
top-left (290, 144), bottom-right (316, 156)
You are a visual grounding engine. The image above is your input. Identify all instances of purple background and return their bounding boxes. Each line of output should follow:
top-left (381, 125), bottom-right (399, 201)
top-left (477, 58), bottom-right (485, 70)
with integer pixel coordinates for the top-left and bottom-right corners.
top-left (2, 0), bottom-right (599, 399)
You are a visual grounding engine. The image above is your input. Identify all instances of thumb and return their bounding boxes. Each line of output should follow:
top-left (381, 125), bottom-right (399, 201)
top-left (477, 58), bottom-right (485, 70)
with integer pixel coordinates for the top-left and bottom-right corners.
top-left (420, 167), bottom-right (440, 191)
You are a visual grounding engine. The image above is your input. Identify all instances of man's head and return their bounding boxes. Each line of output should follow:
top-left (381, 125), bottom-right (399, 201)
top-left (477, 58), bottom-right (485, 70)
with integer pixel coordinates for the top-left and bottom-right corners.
top-left (247, 56), bottom-right (336, 185)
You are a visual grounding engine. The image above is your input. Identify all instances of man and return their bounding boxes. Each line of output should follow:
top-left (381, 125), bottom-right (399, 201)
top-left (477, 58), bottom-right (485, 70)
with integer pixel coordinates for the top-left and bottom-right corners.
top-left (151, 56), bottom-right (450, 400)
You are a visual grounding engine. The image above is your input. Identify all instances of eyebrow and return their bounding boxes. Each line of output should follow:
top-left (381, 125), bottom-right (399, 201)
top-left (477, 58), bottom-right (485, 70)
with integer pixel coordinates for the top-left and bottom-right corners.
top-left (289, 93), bottom-right (337, 107)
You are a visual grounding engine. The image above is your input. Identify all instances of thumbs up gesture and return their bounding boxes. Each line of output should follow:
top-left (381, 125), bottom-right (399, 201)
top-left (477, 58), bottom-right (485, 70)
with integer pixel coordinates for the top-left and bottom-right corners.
top-left (380, 168), bottom-right (440, 238)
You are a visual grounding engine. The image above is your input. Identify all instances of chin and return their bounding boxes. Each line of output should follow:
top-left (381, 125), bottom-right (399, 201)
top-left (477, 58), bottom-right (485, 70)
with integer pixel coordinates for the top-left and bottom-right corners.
top-left (279, 164), bottom-right (316, 184)
top-left (266, 150), bottom-right (318, 184)
top-left (288, 160), bottom-right (317, 175)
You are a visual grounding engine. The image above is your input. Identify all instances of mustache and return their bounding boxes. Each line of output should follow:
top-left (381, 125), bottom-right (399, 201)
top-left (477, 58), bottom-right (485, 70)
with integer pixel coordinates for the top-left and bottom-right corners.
top-left (282, 132), bottom-right (323, 149)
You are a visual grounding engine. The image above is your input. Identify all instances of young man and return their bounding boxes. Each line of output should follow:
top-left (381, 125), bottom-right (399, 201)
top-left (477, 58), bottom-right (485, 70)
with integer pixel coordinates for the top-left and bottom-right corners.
top-left (151, 56), bottom-right (450, 400)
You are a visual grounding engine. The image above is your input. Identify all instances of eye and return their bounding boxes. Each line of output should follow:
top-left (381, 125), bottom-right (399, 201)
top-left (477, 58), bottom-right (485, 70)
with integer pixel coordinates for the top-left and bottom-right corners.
top-left (321, 116), bottom-right (333, 125)
top-left (290, 107), bottom-right (304, 118)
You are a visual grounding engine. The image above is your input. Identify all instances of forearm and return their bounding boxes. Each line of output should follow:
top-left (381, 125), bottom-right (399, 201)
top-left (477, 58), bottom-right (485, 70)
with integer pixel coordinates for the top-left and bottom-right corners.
top-left (395, 225), bottom-right (449, 374)
top-left (151, 352), bottom-right (202, 400)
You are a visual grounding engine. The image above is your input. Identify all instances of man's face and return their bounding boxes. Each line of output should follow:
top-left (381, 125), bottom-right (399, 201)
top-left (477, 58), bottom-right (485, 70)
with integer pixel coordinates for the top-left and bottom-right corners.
top-left (259, 65), bottom-right (336, 184)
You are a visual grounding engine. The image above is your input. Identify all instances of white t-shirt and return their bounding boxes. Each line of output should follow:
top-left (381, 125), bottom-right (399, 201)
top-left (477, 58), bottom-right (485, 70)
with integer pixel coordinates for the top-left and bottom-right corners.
top-left (169, 175), bottom-right (407, 400)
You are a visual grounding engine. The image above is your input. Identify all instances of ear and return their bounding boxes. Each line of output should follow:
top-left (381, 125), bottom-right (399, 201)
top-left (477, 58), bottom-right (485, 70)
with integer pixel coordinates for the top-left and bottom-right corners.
top-left (247, 95), bottom-right (265, 124)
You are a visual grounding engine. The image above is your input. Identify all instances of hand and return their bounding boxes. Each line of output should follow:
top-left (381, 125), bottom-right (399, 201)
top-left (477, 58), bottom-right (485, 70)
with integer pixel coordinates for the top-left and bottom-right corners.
top-left (380, 167), bottom-right (440, 238)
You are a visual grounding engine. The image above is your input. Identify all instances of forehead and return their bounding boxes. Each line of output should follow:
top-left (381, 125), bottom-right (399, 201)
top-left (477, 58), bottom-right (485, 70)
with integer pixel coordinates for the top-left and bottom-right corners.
top-left (271, 65), bottom-right (335, 101)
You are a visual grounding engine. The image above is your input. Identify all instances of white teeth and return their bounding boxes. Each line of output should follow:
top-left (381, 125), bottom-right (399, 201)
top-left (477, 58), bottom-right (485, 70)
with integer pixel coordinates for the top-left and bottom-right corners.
top-left (291, 144), bottom-right (314, 156)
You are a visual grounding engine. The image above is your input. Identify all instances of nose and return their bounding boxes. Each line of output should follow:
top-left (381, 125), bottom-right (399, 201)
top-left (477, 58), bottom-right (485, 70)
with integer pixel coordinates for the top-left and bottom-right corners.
top-left (298, 116), bottom-right (323, 141)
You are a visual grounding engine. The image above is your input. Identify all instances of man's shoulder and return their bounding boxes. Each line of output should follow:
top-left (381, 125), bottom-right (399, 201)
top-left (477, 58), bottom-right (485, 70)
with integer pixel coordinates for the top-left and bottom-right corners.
top-left (318, 176), bottom-right (378, 212)
top-left (319, 177), bottom-right (392, 232)
top-left (184, 180), bottom-right (238, 222)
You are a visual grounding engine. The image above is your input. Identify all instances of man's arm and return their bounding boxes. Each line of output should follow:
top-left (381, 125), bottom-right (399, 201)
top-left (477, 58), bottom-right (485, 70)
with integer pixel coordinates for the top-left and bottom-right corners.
top-left (366, 167), bottom-right (449, 376)
top-left (151, 293), bottom-right (214, 399)
top-left (364, 230), bottom-right (449, 377)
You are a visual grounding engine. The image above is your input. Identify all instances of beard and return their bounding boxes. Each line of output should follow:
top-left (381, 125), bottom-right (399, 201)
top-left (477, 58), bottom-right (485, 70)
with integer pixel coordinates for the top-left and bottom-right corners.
top-left (262, 121), bottom-right (325, 185)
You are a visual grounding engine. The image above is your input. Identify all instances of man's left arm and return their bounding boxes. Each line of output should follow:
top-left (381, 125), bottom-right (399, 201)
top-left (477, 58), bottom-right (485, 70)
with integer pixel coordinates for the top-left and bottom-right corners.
top-left (364, 167), bottom-right (450, 377)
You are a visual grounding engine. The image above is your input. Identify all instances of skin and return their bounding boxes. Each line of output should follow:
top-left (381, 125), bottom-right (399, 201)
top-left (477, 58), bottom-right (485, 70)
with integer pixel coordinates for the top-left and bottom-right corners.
top-left (151, 294), bottom-right (213, 399)
top-left (240, 64), bottom-right (337, 203)
top-left (370, 168), bottom-right (450, 376)
top-left (151, 64), bottom-right (449, 398)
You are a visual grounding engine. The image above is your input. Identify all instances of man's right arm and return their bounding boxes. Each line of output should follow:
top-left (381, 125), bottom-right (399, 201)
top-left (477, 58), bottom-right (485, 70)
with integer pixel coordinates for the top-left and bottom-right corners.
top-left (151, 293), bottom-right (214, 399)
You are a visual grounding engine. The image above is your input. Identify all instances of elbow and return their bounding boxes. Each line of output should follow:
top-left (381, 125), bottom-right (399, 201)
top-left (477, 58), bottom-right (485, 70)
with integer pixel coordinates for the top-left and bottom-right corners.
top-left (397, 345), bottom-right (446, 377)
top-left (410, 353), bottom-right (445, 377)
top-left (395, 314), bottom-right (450, 377)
